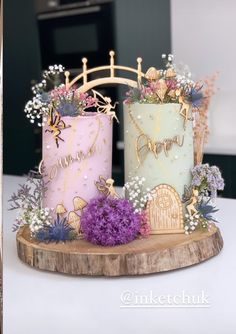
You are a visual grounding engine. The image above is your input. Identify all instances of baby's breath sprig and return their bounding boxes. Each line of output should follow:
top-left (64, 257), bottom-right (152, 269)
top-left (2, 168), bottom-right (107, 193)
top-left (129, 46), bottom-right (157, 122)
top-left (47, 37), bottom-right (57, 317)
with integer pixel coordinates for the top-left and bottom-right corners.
top-left (32, 79), bottom-right (47, 95)
top-left (24, 97), bottom-right (50, 126)
top-left (24, 64), bottom-right (65, 127)
top-left (123, 176), bottom-right (155, 213)
top-left (162, 53), bottom-right (174, 68)
top-left (184, 212), bottom-right (212, 235)
top-left (42, 64), bottom-right (65, 79)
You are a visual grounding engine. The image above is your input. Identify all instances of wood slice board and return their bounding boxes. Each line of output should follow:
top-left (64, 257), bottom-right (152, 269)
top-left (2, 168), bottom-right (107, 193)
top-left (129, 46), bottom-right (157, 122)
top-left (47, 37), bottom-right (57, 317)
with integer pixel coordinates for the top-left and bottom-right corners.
top-left (16, 225), bottom-right (223, 276)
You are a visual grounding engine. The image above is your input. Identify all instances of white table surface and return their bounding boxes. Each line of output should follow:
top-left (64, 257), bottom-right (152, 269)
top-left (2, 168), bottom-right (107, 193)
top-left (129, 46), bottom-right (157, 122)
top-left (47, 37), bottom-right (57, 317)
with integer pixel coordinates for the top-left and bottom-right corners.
top-left (3, 175), bottom-right (236, 334)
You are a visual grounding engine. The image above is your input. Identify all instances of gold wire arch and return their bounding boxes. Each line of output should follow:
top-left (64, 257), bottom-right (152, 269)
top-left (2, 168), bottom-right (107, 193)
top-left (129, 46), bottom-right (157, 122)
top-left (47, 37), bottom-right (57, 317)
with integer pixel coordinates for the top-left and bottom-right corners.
top-left (64, 51), bottom-right (145, 93)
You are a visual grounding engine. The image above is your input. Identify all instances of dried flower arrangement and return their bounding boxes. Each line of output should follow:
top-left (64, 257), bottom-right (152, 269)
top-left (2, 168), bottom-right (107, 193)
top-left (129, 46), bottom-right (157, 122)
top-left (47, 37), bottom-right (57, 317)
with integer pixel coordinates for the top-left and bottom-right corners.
top-left (24, 64), bottom-right (97, 127)
top-left (191, 163), bottom-right (224, 199)
top-left (9, 172), bottom-right (152, 245)
top-left (124, 54), bottom-right (204, 110)
top-left (9, 171), bottom-right (76, 242)
top-left (183, 163), bottom-right (224, 234)
top-left (193, 72), bottom-right (219, 164)
top-left (80, 175), bottom-right (153, 246)
top-left (9, 171), bottom-right (51, 233)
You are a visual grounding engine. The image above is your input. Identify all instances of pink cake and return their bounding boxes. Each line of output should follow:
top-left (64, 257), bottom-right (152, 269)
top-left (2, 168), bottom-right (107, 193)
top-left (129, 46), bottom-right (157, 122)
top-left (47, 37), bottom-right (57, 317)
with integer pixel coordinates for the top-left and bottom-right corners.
top-left (42, 112), bottom-right (113, 229)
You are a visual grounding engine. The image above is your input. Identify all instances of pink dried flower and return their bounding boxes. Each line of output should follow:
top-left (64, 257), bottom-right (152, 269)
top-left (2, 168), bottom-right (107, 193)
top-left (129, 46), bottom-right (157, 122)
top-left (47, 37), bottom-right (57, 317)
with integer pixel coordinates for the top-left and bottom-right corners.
top-left (139, 211), bottom-right (151, 237)
top-left (165, 79), bottom-right (177, 90)
top-left (148, 81), bottom-right (160, 93)
top-left (50, 85), bottom-right (77, 101)
top-left (78, 92), bottom-right (98, 110)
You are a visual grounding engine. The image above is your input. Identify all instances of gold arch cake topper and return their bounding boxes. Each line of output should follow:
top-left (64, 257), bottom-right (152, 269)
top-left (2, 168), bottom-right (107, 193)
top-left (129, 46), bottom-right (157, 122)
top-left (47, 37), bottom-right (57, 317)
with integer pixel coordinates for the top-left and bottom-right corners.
top-left (64, 51), bottom-right (145, 92)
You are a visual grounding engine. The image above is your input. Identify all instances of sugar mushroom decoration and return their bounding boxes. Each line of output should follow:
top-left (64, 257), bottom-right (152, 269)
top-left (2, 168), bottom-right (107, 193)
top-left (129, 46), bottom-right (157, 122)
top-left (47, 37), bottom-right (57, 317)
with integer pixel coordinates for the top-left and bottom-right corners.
top-left (55, 204), bottom-right (67, 215)
top-left (145, 67), bottom-right (161, 81)
top-left (55, 196), bottom-right (88, 234)
top-left (73, 196), bottom-right (87, 211)
top-left (68, 211), bottom-right (81, 233)
top-left (165, 67), bottom-right (176, 79)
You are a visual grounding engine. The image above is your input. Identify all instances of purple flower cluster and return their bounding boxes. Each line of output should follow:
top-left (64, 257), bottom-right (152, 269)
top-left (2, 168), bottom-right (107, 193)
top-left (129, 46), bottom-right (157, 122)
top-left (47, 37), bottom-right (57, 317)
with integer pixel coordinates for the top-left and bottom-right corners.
top-left (80, 196), bottom-right (141, 246)
top-left (191, 163), bottom-right (224, 198)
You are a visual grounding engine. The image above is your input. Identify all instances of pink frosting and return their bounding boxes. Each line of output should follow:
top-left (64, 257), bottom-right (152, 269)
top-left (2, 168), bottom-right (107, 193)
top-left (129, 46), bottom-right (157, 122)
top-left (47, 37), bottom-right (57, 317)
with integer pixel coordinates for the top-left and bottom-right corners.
top-left (42, 113), bottom-right (113, 216)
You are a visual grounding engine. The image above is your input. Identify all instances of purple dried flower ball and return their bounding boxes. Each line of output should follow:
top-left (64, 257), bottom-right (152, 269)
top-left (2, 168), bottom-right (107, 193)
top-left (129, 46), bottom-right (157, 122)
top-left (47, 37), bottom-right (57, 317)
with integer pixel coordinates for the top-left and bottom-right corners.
top-left (80, 196), bottom-right (141, 246)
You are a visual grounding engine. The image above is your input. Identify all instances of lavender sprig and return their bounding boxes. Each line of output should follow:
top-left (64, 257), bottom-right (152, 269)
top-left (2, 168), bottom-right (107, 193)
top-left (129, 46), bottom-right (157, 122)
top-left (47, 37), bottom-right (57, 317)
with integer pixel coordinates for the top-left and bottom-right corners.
top-left (191, 163), bottom-right (224, 199)
top-left (9, 171), bottom-right (51, 232)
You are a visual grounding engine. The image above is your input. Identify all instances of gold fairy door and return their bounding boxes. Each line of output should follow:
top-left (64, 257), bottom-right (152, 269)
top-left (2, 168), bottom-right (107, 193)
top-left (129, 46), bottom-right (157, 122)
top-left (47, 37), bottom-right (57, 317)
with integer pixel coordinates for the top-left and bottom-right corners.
top-left (146, 184), bottom-right (184, 234)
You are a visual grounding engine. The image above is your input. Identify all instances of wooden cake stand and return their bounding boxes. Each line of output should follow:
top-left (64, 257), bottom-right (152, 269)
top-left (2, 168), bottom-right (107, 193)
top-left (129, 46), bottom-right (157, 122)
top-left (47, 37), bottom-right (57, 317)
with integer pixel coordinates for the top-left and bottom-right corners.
top-left (16, 226), bottom-right (223, 276)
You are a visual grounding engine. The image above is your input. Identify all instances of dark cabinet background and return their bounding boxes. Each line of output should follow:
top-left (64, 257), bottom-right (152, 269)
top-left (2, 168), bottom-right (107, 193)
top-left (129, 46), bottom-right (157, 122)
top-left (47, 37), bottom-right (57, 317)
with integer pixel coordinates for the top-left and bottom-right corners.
top-left (4, 0), bottom-right (42, 174)
top-left (4, 0), bottom-right (171, 178)
top-left (3, 0), bottom-right (236, 198)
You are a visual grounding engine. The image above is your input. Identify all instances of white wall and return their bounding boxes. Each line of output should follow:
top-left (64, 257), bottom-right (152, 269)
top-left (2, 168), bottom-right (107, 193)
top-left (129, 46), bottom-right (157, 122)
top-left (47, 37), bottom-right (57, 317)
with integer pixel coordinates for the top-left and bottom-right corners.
top-left (171, 0), bottom-right (236, 154)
